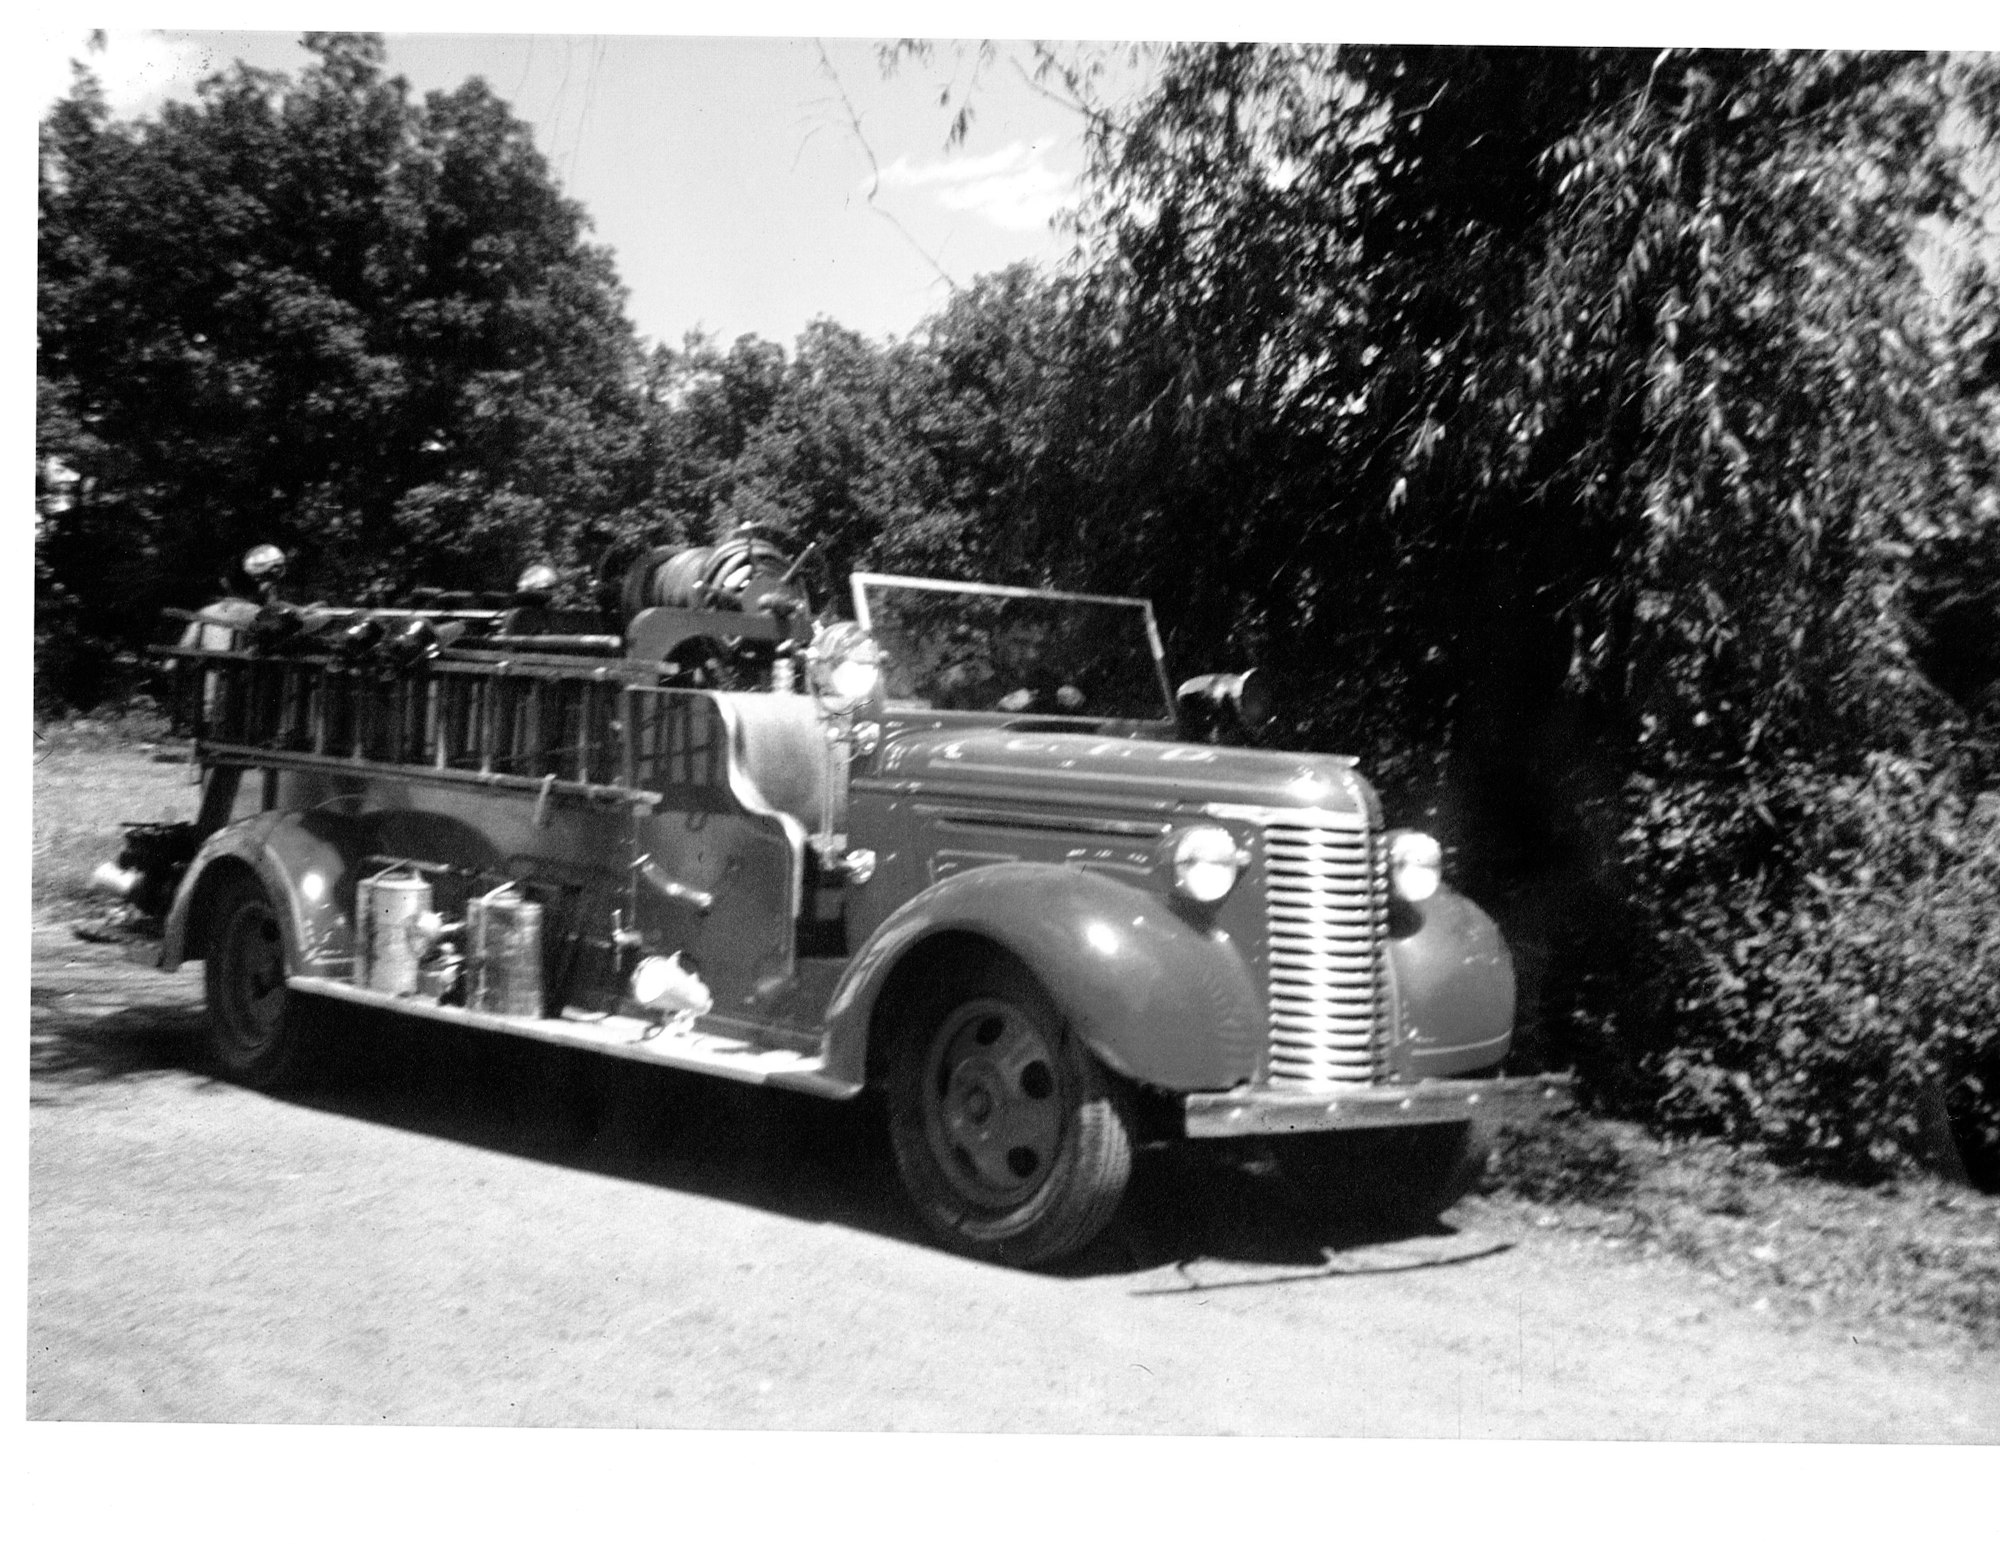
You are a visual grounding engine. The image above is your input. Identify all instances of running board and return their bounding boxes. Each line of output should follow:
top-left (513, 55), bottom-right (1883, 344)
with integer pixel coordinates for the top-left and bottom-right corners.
top-left (286, 976), bottom-right (860, 1098)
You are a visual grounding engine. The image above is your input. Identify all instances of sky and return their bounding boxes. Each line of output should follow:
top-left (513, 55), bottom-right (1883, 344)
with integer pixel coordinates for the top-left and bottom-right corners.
top-left (36, 7), bottom-right (1990, 355)
top-left (31, 27), bottom-right (1145, 352)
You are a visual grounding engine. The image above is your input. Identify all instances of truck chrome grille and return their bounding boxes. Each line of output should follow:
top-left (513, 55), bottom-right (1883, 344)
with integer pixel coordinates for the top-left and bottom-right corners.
top-left (1257, 812), bottom-right (1388, 1086)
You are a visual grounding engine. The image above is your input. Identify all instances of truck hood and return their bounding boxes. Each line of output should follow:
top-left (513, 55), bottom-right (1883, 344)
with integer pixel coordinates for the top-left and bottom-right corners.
top-left (870, 726), bottom-right (1375, 820)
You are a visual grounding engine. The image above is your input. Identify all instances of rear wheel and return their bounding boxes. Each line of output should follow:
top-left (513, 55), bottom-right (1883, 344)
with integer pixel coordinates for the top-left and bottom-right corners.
top-left (887, 961), bottom-right (1134, 1268)
top-left (204, 874), bottom-right (311, 1089)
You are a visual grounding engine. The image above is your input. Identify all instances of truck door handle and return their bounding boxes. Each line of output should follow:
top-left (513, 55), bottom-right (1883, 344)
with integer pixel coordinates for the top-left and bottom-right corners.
top-left (635, 858), bottom-right (715, 916)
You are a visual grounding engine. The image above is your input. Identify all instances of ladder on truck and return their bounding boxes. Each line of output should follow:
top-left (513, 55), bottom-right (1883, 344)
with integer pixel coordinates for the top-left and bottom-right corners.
top-left (157, 610), bottom-right (855, 1098)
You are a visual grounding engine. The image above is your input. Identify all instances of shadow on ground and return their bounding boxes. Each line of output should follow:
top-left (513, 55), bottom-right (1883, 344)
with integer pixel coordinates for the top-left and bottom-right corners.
top-left (33, 931), bottom-right (1510, 1281)
top-left (30, 925), bottom-right (210, 1091)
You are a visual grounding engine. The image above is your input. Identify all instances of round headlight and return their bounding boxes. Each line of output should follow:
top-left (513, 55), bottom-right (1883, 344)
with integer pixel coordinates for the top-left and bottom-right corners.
top-left (808, 621), bottom-right (882, 716)
top-left (1390, 830), bottom-right (1443, 903)
top-left (1171, 824), bottom-right (1245, 903)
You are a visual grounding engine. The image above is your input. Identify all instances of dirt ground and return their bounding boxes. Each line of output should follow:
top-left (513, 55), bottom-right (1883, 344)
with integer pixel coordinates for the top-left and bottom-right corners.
top-left (26, 921), bottom-right (2000, 1442)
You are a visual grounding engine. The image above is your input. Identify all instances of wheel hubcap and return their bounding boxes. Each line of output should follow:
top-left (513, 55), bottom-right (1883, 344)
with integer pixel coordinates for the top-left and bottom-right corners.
top-left (224, 905), bottom-right (286, 1052)
top-left (924, 999), bottom-right (1066, 1209)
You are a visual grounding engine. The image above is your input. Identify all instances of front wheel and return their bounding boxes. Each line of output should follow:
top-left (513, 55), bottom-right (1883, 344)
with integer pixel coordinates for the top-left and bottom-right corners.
top-left (887, 961), bottom-right (1134, 1268)
top-left (204, 873), bottom-right (312, 1089)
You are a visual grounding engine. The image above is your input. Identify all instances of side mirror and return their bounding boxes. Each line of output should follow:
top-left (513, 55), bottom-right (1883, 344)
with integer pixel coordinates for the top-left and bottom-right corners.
top-left (1176, 669), bottom-right (1272, 738)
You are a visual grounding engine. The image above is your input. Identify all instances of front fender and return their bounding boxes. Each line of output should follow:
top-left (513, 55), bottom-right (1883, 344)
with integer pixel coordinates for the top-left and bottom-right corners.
top-left (1387, 883), bottom-right (1516, 1078)
top-left (161, 809), bottom-right (361, 977)
top-left (824, 862), bottom-right (1263, 1091)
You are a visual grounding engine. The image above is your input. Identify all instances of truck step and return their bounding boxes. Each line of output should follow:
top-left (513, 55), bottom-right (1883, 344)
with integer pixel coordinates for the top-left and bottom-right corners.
top-left (285, 976), bottom-right (859, 1097)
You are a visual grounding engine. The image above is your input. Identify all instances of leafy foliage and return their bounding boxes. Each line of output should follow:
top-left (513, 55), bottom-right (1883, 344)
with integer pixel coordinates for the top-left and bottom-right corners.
top-left (1041, 46), bottom-right (1998, 751)
top-left (1025, 44), bottom-right (2000, 1176)
top-left (37, 33), bottom-right (651, 694)
top-left (639, 266), bottom-right (1075, 593)
top-left (1628, 759), bottom-right (2000, 1181)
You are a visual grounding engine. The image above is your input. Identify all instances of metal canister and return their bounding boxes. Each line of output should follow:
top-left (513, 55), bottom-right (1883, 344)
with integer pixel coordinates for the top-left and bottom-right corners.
top-left (468, 889), bottom-right (544, 1018)
top-left (355, 870), bottom-right (432, 996)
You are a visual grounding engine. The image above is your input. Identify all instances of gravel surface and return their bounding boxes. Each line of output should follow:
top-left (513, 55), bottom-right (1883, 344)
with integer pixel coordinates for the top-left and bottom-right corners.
top-left (28, 924), bottom-right (2000, 1441)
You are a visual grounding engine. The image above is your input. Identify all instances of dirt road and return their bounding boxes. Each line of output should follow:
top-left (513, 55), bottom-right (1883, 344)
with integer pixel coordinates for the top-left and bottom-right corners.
top-left (27, 923), bottom-right (2000, 1439)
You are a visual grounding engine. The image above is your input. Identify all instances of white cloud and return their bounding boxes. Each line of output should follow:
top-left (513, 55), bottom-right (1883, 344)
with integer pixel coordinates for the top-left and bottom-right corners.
top-left (873, 140), bottom-right (1075, 233)
top-left (877, 142), bottom-right (1036, 190)
top-left (34, 30), bottom-right (216, 117)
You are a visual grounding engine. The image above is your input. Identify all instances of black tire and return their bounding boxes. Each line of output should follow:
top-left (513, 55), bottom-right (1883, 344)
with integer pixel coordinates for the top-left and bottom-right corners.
top-left (1285, 1122), bottom-right (1490, 1230)
top-left (203, 873), bottom-right (311, 1089)
top-left (886, 961), bottom-right (1134, 1268)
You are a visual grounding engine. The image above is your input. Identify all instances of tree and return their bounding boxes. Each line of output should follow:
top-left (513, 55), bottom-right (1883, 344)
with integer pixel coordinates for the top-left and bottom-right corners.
top-left (731, 274), bottom-right (1079, 584)
top-left (37, 32), bottom-right (650, 697)
top-left (637, 271), bottom-right (1077, 596)
top-left (1027, 43), bottom-right (2000, 1171)
top-left (639, 331), bottom-right (791, 534)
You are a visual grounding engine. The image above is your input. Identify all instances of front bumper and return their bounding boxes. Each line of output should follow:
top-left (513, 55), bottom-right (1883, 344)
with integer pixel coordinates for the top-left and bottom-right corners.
top-left (1182, 1072), bottom-right (1572, 1138)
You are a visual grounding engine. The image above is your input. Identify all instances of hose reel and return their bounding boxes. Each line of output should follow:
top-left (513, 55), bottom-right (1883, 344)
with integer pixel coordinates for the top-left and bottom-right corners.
top-left (618, 526), bottom-right (806, 625)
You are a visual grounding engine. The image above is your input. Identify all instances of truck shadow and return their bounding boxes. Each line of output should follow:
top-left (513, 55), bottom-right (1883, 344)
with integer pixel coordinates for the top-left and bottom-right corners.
top-left (32, 972), bottom-right (1508, 1279)
top-left (29, 994), bottom-right (210, 1093)
top-left (1085, 1156), bottom-right (1516, 1284)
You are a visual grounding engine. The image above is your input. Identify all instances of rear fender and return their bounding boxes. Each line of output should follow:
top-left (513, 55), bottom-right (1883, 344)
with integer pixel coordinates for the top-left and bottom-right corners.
top-left (823, 862), bottom-right (1263, 1091)
top-left (161, 809), bottom-right (361, 977)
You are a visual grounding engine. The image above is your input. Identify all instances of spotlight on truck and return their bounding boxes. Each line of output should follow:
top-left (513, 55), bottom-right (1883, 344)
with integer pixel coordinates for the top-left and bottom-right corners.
top-left (1175, 669), bottom-right (1272, 739)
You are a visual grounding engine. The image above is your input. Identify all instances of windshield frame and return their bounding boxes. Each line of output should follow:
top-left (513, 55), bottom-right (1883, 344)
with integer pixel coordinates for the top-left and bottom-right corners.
top-left (850, 571), bottom-right (1179, 728)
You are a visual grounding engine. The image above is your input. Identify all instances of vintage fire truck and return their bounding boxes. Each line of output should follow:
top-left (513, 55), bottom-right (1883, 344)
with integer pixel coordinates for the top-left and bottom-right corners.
top-left (95, 531), bottom-right (1564, 1265)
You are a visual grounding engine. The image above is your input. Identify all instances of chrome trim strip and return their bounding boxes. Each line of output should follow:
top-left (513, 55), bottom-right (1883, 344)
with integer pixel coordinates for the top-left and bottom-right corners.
top-left (912, 803), bottom-right (1174, 840)
top-left (1206, 802), bottom-right (1366, 829)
